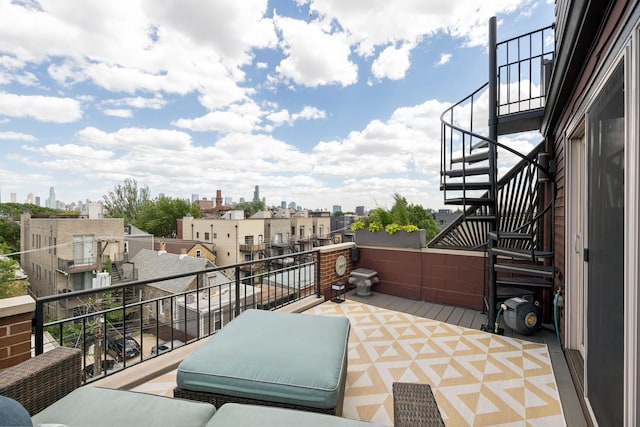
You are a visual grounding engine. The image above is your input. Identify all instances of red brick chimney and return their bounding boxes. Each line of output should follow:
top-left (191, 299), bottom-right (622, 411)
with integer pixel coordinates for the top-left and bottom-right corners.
top-left (216, 190), bottom-right (223, 208)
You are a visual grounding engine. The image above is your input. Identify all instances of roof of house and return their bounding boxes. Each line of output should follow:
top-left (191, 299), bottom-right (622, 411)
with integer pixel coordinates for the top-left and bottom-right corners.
top-left (130, 249), bottom-right (214, 294)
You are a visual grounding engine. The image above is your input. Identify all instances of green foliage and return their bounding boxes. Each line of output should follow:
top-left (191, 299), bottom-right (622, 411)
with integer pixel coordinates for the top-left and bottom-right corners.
top-left (133, 197), bottom-right (201, 237)
top-left (0, 202), bottom-right (62, 219)
top-left (103, 257), bottom-right (113, 274)
top-left (350, 193), bottom-right (441, 241)
top-left (0, 218), bottom-right (20, 255)
top-left (0, 257), bottom-right (27, 299)
top-left (103, 178), bottom-right (151, 224)
top-left (234, 200), bottom-right (266, 217)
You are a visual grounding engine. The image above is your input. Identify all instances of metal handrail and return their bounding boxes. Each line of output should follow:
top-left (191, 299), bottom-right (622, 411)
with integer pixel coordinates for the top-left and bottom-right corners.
top-left (34, 249), bottom-right (322, 382)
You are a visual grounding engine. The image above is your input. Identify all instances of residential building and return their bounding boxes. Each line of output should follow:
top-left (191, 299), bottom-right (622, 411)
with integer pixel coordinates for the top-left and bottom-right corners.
top-left (20, 213), bottom-right (125, 299)
top-left (153, 239), bottom-right (216, 265)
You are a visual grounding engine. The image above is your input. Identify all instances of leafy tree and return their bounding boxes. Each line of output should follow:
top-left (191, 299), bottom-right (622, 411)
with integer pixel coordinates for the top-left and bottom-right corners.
top-left (133, 197), bottom-right (201, 237)
top-left (235, 200), bottom-right (265, 218)
top-left (103, 178), bottom-right (150, 224)
top-left (0, 202), bottom-right (62, 219)
top-left (0, 257), bottom-right (27, 299)
top-left (0, 218), bottom-right (20, 255)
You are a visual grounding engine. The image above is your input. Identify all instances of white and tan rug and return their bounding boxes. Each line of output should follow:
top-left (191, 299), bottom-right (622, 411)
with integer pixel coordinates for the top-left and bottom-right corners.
top-left (310, 300), bottom-right (565, 426)
top-left (134, 300), bottom-right (565, 426)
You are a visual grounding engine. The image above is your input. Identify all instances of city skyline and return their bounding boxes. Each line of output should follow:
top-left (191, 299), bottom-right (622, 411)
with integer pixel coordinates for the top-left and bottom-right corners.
top-left (0, 1), bottom-right (553, 212)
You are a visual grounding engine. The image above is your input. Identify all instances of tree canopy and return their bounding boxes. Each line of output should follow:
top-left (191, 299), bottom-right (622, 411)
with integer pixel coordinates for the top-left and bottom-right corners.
top-left (234, 200), bottom-right (265, 218)
top-left (133, 197), bottom-right (201, 237)
top-left (103, 178), bottom-right (150, 224)
top-left (0, 257), bottom-right (27, 299)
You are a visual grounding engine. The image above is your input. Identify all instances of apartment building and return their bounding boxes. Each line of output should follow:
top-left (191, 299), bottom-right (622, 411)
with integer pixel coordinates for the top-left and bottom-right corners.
top-left (20, 213), bottom-right (125, 298)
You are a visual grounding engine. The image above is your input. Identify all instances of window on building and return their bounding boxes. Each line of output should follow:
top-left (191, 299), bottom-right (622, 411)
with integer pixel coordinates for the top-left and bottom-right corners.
top-left (73, 235), bottom-right (93, 264)
top-left (244, 236), bottom-right (254, 244)
top-left (204, 232), bottom-right (210, 241)
top-left (196, 232), bottom-right (200, 238)
top-left (300, 226), bottom-right (305, 238)
top-left (258, 234), bottom-right (263, 243)
top-left (196, 249), bottom-right (202, 258)
top-left (213, 233), bottom-right (217, 239)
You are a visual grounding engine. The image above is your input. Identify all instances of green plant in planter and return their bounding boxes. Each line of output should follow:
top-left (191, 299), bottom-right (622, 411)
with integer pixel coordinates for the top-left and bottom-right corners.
top-left (351, 193), bottom-right (440, 240)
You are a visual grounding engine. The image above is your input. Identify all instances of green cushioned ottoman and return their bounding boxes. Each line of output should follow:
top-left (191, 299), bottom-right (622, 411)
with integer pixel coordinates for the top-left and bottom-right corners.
top-left (32, 386), bottom-right (216, 427)
top-left (205, 403), bottom-right (385, 427)
top-left (175, 309), bottom-right (350, 415)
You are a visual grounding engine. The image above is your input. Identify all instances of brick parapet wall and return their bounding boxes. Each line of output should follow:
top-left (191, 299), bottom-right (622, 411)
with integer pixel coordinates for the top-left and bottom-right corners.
top-left (317, 243), bottom-right (356, 300)
top-left (355, 246), bottom-right (485, 310)
top-left (0, 295), bottom-right (35, 370)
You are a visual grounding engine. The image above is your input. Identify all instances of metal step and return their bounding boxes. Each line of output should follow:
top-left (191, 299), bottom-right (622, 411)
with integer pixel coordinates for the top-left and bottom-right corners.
top-left (451, 150), bottom-right (489, 164)
top-left (463, 214), bottom-right (496, 222)
top-left (440, 182), bottom-right (492, 191)
top-left (471, 139), bottom-right (489, 151)
top-left (443, 167), bottom-right (490, 178)
top-left (494, 262), bottom-right (554, 278)
top-left (488, 231), bottom-right (531, 241)
top-left (491, 247), bottom-right (554, 260)
top-left (444, 197), bottom-right (494, 206)
top-left (495, 276), bottom-right (553, 289)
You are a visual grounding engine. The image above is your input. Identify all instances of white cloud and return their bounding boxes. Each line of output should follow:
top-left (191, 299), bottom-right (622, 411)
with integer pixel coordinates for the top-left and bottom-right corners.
top-left (274, 15), bottom-right (358, 87)
top-left (437, 53), bottom-right (452, 66)
top-left (0, 131), bottom-right (37, 141)
top-left (0, 91), bottom-right (82, 123)
top-left (103, 109), bottom-right (133, 118)
top-left (371, 44), bottom-right (412, 80)
top-left (173, 102), bottom-right (264, 133)
top-left (103, 95), bottom-right (167, 110)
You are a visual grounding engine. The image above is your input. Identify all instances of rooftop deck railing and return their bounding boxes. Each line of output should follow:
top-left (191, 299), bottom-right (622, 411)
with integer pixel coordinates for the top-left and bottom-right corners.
top-left (35, 249), bottom-right (321, 383)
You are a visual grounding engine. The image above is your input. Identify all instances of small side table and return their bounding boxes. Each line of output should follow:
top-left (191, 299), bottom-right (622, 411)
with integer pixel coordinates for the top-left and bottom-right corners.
top-left (393, 382), bottom-right (445, 427)
top-left (331, 282), bottom-right (346, 303)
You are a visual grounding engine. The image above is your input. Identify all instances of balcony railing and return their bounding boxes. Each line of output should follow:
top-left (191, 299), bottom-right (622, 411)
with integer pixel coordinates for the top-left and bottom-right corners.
top-left (35, 249), bottom-right (322, 383)
top-left (239, 243), bottom-right (267, 252)
top-left (57, 257), bottom-right (98, 273)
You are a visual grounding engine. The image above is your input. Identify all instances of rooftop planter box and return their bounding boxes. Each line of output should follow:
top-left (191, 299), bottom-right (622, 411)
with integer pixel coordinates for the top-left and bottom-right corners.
top-left (355, 229), bottom-right (426, 249)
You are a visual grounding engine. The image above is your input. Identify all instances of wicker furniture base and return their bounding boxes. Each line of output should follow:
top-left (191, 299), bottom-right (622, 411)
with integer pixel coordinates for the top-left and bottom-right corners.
top-left (0, 346), bottom-right (81, 415)
top-left (173, 386), bottom-right (341, 415)
top-left (393, 382), bottom-right (445, 427)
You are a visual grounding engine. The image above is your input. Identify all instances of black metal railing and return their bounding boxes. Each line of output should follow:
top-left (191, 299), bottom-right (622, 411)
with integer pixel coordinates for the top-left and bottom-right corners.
top-left (430, 142), bottom-right (547, 250)
top-left (497, 25), bottom-right (555, 115)
top-left (35, 249), bottom-right (321, 383)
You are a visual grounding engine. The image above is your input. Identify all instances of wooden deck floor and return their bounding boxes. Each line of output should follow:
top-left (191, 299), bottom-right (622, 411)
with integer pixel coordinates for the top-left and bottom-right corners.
top-left (346, 290), bottom-right (589, 427)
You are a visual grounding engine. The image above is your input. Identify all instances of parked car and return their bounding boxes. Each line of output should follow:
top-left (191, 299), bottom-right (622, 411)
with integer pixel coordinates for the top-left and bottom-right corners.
top-left (83, 359), bottom-right (119, 379)
top-left (107, 335), bottom-right (140, 362)
top-left (151, 340), bottom-right (184, 356)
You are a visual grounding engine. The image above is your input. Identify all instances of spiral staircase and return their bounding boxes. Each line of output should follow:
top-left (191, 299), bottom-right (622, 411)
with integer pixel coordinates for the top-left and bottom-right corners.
top-left (429, 19), bottom-right (556, 332)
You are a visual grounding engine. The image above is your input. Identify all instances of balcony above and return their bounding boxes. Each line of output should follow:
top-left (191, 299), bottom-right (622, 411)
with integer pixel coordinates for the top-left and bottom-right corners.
top-left (239, 243), bottom-right (267, 252)
top-left (56, 257), bottom-right (98, 273)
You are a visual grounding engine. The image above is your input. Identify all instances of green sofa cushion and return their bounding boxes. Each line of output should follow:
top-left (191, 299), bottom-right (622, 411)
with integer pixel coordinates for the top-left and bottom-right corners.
top-left (205, 403), bottom-right (385, 427)
top-left (32, 386), bottom-right (216, 427)
top-left (177, 309), bottom-right (350, 409)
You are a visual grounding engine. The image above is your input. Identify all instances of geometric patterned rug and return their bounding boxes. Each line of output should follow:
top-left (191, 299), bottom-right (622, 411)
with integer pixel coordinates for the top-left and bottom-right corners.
top-left (309, 300), bottom-right (566, 426)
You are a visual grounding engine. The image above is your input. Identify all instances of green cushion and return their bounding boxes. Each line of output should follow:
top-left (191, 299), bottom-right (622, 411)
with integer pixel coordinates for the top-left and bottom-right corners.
top-left (32, 387), bottom-right (216, 427)
top-left (177, 309), bottom-right (350, 409)
top-left (205, 403), bottom-right (385, 427)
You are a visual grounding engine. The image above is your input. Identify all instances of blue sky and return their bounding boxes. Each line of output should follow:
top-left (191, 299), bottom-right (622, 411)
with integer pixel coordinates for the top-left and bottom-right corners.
top-left (0, 0), bottom-right (554, 212)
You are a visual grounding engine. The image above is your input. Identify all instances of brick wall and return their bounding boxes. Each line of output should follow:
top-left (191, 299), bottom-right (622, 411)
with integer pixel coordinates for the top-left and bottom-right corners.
top-left (318, 243), bottom-right (356, 300)
top-left (356, 247), bottom-right (485, 310)
top-left (0, 295), bottom-right (35, 370)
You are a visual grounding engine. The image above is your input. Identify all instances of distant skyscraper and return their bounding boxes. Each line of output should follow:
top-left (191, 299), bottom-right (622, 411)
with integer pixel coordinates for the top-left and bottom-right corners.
top-left (10, 192), bottom-right (17, 203)
top-left (239, 197), bottom-right (245, 203)
top-left (47, 187), bottom-right (56, 209)
top-left (26, 193), bottom-right (34, 205)
top-left (281, 201), bottom-right (286, 209)
top-left (355, 206), bottom-right (365, 216)
top-left (288, 202), bottom-right (297, 210)
top-left (191, 194), bottom-right (199, 203)
top-left (35, 196), bottom-right (40, 206)
top-left (224, 197), bottom-right (232, 206)
top-left (332, 205), bottom-right (342, 213)
top-left (253, 185), bottom-right (259, 201)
